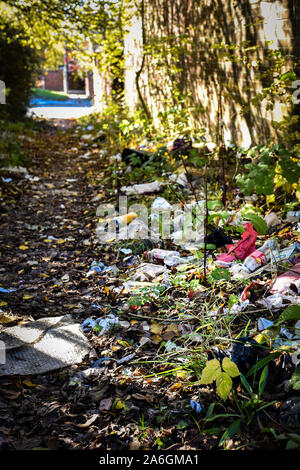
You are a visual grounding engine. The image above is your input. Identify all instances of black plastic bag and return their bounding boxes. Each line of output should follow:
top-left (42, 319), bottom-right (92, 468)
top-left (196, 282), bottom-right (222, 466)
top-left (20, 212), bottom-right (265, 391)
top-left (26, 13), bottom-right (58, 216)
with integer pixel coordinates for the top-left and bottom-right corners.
top-left (209, 336), bottom-right (265, 374)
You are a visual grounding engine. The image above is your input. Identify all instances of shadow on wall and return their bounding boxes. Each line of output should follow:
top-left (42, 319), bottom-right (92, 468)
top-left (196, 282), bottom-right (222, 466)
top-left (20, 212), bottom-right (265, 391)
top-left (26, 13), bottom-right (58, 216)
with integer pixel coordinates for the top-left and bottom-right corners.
top-left (139, 0), bottom-right (296, 146)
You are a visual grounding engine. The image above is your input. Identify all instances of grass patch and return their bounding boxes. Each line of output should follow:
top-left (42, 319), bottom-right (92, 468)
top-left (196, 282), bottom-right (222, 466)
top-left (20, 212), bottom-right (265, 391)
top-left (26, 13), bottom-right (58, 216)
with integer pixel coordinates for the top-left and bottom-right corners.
top-left (31, 88), bottom-right (69, 101)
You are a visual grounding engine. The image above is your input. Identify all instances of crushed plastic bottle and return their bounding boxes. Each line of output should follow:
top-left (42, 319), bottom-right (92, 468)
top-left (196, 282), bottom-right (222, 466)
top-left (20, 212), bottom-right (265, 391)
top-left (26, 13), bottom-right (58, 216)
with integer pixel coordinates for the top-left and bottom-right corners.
top-left (272, 242), bottom-right (300, 264)
top-left (243, 250), bottom-right (266, 272)
top-left (112, 212), bottom-right (138, 228)
top-left (287, 211), bottom-right (300, 220)
top-left (243, 238), bottom-right (280, 272)
top-left (147, 249), bottom-right (180, 263)
top-left (86, 261), bottom-right (118, 277)
top-left (164, 254), bottom-right (196, 267)
top-left (151, 197), bottom-right (172, 211)
top-left (0, 287), bottom-right (16, 293)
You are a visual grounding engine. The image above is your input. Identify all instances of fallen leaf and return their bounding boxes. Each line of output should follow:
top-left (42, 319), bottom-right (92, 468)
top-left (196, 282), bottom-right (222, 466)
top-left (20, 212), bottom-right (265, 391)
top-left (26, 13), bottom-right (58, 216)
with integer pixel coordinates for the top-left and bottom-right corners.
top-left (23, 294), bottom-right (33, 300)
top-left (99, 397), bottom-right (113, 411)
top-left (150, 322), bottom-right (163, 335)
top-left (113, 398), bottom-right (127, 411)
top-left (22, 380), bottom-right (37, 387)
top-left (0, 312), bottom-right (17, 323)
top-left (170, 382), bottom-right (182, 391)
top-left (77, 414), bottom-right (98, 428)
top-left (151, 334), bottom-right (162, 344)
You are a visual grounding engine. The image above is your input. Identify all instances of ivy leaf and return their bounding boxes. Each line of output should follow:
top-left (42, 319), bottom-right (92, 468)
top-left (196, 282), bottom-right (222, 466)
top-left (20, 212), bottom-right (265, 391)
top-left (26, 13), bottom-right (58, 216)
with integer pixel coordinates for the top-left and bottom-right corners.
top-left (208, 267), bottom-right (230, 282)
top-left (200, 359), bottom-right (221, 385)
top-left (216, 372), bottom-right (233, 400)
top-left (222, 358), bottom-right (240, 378)
top-left (279, 156), bottom-right (300, 184)
top-left (290, 367), bottom-right (300, 391)
top-left (207, 200), bottom-right (223, 210)
top-left (242, 212), bottom-right (268, 235)
top-left (277, 305), bottom-right (300, 324)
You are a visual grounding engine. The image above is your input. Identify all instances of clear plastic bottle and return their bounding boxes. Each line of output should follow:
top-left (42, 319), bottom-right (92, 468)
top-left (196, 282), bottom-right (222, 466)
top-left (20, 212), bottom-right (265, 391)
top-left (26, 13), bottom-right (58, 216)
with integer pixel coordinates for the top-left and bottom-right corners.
top-left (147, 249), bottom-right (180, 262)
top-left (243, 250), bottom-right (266, 272)
top-left (243, 238), bottom-right (279, 272)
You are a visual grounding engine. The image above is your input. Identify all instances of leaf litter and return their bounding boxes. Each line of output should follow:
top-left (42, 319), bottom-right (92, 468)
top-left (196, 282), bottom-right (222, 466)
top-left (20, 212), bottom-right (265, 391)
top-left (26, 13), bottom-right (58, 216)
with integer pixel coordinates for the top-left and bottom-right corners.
top-left (0, 120), bottom-right (299, 451)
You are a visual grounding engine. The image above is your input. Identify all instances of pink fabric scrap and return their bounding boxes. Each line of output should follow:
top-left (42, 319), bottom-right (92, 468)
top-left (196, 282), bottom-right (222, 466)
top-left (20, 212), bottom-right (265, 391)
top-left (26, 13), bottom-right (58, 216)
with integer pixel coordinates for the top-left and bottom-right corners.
top-left (216, 222), bottom-right (259, 262)
top-left (270, 261), bottom-right (300, 293)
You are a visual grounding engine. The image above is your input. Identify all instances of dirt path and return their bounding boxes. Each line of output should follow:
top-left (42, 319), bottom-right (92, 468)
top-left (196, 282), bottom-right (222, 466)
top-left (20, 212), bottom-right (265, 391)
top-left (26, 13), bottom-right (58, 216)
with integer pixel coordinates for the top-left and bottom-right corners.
top-left (0, 121), bottom-right (220, 451)
top-left (1, 121), bottom-right (296, 452)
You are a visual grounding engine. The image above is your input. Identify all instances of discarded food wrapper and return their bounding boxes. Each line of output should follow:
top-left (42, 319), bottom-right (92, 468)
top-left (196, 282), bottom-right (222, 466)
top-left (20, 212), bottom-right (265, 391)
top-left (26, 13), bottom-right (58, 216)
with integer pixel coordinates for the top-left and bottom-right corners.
top-left (241, 279), bottom-right (270, 302)
top-left (86, 261), bottom-right (118, 277)
top-left (151, 196), bottom-right (172, 212)
top-left (147, 249), bottom-right (180, 263)
top-left (0, 315), bottom-right (91, 376)
top-left (264, 212), bottom-right (281, 228)
top-left (258, 292), bottom-right (300, 309)
top-left (169, 172), bottom-right (188, 187)
top-left (112, 212), bottom-right (138, 227)
top-left (270, 262), bottom-right (300, 294)
top-left (272, 243), bottom-right (300, 264)
top-left (0, 287), bottom-right (16, 293)
top-left (257, 317), bottom-right (274, 331)
top-left (120, 181), bottom-right (164, 196)
top-left (131, 263), bottom-right (164, 282)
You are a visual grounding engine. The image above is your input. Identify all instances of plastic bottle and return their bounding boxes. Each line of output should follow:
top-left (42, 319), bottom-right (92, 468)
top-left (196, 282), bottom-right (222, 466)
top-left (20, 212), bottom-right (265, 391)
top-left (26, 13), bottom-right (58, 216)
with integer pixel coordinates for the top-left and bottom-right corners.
top-left (243, 238), bottom-right (279, 272)
top-left (147, 249), bottom-right (180, 262)
top-left (287, 211), bottom-right (300, 219)
top-left (243, 250), bottom-right (266, 272)
top-left (164, 254), bottom-right (196, 267)
top-left (113, 212), bottom-right (138, 228)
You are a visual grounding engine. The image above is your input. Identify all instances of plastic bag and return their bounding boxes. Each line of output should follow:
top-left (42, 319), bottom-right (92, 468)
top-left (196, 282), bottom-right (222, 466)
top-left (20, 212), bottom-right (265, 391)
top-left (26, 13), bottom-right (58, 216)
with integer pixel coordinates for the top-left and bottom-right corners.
top-left (217, 222), bottom-right (258, 262)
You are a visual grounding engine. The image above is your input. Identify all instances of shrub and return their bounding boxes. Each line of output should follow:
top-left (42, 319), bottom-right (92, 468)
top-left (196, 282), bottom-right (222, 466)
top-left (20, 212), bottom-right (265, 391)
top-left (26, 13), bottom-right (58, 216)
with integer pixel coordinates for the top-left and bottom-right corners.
top-left (0, 19), bottom-right (41, 120)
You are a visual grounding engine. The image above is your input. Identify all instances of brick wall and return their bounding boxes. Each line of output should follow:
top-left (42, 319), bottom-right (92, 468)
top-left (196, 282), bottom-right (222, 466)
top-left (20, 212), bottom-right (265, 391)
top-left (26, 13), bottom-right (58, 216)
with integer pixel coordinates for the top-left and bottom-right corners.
top-left (124, 0), bottom-right (300, 146)
top-left (43, 70), bottom-right (64, 91)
